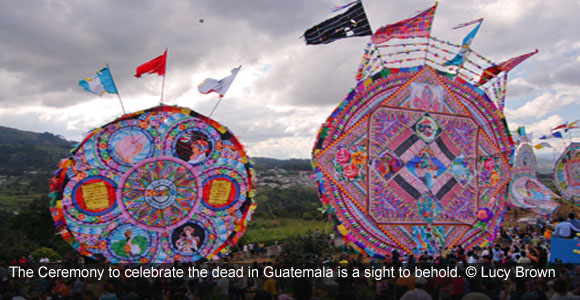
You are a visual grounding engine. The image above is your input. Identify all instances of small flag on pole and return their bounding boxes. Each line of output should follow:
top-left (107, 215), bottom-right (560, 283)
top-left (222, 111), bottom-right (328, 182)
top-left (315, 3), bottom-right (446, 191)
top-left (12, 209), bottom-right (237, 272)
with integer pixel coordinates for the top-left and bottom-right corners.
top-left (135, 50), bottom-right (167, 78)
top-left (568, 120), bottom-right (580, 132)
top-left (552, 120), bottom-right (580, 132)
top-left (552, 122), bottom-right (567, 132)
top-left (512, 126), bottom-right (530, 143)
top-left (516, 126), bottom-right (526, 137)
top-left (198, 66), bottom-right (241, 98)
top-left (78, 66), bottom-right (118, 96)
top-left (539, 132), bottom-right (563, 139)
top-left (304, 1), bottom-right (372, 45)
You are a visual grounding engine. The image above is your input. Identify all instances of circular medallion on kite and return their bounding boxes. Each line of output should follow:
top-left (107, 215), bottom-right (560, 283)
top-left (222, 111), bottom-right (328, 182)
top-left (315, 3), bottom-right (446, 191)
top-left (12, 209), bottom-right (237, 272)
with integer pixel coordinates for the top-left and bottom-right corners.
top-left (309, 2), bottom-right (536, 257)
top-left (554, 142), bottom-right (580, 201)
top-left (508, 143), bottom-right (559, 216)
top-left (49, 105), bottom-right (256, 263)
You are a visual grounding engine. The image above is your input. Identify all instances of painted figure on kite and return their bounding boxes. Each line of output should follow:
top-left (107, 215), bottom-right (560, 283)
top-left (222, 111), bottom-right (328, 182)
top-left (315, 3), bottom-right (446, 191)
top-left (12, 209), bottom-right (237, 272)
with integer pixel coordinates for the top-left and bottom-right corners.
top-left (508, 142), bottom-right (559, 216)
top-left (49, 105), bottom-right (256, 263)
top-left (176, 225), bottom-right (201, 253)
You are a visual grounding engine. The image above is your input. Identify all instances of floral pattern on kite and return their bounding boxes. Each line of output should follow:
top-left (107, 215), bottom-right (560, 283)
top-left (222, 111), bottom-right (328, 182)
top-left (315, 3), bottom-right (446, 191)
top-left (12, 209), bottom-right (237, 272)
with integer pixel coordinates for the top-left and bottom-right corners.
top-left (334, 145), bottom-right (367, 182)
top-left (554, 143), bottom-right (580, 201)
top-left (49, 105), bottom-right (256, 263)
top-left (313, 67), bottom-right (512, 258)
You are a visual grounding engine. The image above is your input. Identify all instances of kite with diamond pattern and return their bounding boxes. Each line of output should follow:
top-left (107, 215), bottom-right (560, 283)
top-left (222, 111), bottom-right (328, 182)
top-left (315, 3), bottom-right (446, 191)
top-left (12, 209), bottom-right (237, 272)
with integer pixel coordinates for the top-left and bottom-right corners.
top-left (313, 66), bottom-right (513, 258)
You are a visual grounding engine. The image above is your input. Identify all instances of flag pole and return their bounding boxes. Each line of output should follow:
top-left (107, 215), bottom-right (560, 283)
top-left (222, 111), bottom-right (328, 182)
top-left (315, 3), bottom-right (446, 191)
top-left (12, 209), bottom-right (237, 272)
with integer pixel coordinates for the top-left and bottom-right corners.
top-left (106, 64), bottom-right (127, 115)
top-left (209, 96), bottom-right (224, 118)
top-left (160, 73), bottom-right (166, 104)
top-left (160, 48), bottom-right (168, 104)
top-left (116, 92), bottom-right (127, 115)
top-left (106, 64), bottom-right (135, 143)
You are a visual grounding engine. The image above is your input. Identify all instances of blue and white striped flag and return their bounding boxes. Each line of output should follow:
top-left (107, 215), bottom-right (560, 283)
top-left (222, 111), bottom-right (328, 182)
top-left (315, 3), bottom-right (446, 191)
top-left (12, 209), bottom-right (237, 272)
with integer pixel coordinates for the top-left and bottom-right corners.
top-left (78, 66), bottom-right (118, 96)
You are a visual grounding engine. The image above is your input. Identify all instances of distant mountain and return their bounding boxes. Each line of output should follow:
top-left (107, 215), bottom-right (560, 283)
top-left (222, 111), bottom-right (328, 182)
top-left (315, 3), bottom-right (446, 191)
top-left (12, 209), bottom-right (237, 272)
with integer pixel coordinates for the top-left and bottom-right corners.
top-left (0, 126), bottom-right (77, 209)
top-left (536, 154), bottom-right (557, 174)
top-left (0, 126), bottom-right (75, 147)
top-left (0, 126), bottom-right (74, 177)
top-left (252, 157), bottom-right (312, 172)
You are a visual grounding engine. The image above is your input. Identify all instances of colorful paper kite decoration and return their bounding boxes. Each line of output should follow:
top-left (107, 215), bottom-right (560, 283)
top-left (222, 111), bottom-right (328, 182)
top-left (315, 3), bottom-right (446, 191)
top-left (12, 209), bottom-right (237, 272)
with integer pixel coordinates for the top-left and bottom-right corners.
top-left (313, 66), bottom-right (513, 257)
top-left (49, 105), bottom-right (256, 263)
top-left (554, 143), bottom-right (580, 201)
top-left (508, 143), bottom-right (559, 216)
top-left (309, 1), bottom-right (541, 258)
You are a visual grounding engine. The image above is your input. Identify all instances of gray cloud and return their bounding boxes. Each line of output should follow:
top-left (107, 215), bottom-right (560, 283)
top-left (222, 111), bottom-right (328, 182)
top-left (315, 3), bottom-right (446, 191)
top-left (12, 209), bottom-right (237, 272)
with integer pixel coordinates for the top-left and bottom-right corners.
top-left (0, 0), bottom-right (579, 158)
top-left (506, 78), bottom-right (537, 98)
top-left (553, 62), bottom-right (580, 87)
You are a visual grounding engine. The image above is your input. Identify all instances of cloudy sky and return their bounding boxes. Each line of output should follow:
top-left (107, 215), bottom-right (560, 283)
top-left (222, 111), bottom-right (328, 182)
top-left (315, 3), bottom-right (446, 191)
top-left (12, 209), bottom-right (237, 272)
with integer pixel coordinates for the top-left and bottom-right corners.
top-left (1, 0), bottom-right (579, 159)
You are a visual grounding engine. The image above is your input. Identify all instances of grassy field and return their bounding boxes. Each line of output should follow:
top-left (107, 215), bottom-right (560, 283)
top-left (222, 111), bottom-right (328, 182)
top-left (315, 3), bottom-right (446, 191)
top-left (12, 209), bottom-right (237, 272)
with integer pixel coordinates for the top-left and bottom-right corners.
top-left (242, 217), bottom-right (333, 246)
top-left (0, 193), bottom-right (44, 211)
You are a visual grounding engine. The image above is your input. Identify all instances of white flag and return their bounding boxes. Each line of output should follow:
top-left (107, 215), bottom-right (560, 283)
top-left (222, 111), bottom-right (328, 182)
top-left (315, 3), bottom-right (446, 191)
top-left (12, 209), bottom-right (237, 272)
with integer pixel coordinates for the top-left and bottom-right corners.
top-left (198, 66), bottom-right (241, 98)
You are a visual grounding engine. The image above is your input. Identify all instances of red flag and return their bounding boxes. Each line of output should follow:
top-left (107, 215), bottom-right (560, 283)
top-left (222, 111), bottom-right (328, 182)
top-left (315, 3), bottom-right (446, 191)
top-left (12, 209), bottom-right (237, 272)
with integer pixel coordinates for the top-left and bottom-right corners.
top-left (478, 49), bottom-right (538, 85)
top-left (135, 50), bottom-right (167, 78)
top-left (551, 123), bottom-right (567, 132)
top-left (495, 49), bottom-right (538, 72)
top-left (477, 65), bottom-right (503, 85)
top-left (371, 4), bottom-right (437, 44)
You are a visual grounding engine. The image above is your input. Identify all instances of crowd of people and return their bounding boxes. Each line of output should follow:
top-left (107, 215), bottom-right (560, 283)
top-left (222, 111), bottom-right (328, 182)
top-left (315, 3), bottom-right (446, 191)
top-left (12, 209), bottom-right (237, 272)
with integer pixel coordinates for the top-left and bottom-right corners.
top-left (1, 214), bottom-right (579, 300)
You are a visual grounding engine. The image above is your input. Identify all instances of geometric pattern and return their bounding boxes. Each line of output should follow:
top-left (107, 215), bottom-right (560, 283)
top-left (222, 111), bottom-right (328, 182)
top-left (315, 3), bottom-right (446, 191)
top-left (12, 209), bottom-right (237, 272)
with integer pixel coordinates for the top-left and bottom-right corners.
top-left (118, 157), bottom-right (201, 230)
top-left (49, 105), bottom-right (256, 263)
top-left (313, 66), bottom-right (512, 257)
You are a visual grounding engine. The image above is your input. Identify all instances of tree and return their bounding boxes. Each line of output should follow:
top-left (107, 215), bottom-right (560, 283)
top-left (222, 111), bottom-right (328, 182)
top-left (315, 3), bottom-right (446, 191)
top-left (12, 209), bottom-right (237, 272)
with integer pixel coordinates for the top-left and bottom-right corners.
top-left (276, 230), bottom-right (335, 264)
top-left (30, 247), bottom-right (61, 262)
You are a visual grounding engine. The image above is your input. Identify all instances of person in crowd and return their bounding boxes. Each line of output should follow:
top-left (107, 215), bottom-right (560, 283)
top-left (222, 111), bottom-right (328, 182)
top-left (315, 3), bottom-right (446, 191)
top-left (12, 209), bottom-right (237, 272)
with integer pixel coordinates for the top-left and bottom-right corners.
top-left (401, 277), bottom-right (432, 300)
top-left (552, 278), bottom-right (580, 300)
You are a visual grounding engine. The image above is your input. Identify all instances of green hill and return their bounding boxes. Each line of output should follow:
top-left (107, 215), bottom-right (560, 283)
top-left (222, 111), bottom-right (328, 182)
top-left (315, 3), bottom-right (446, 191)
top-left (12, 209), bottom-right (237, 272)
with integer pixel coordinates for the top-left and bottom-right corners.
top-left (0, 126), bottom-right (75, 210)
top-left (0, 125), bottom-right (74, 147)
top-left (0, 126), bottom-right (74, 176)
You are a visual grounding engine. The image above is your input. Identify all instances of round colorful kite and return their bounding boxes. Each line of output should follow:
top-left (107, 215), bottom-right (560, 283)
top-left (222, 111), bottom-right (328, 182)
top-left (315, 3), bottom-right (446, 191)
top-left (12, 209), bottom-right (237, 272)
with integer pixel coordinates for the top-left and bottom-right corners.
top-left (508, 143), bottom-right (559, 216)
top-left (49, 105), bottom-right (256, 263)
top-left (313, 66), bottom-right (513, 257)
top-left (554, 142), bottom-right (580, 201)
